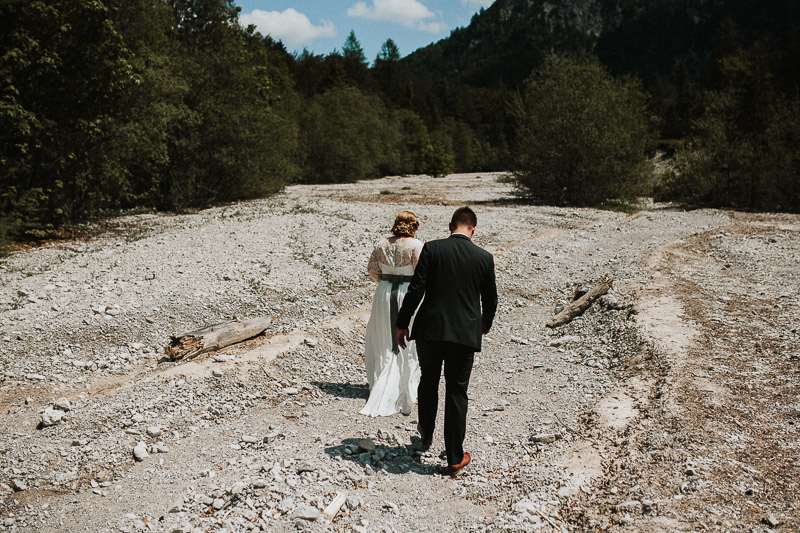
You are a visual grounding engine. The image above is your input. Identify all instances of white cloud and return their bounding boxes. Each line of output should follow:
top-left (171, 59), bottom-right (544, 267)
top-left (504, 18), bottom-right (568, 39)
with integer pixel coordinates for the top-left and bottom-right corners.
top-left (239, 8), bottom-right (335, 49)
top-left (461, 0), bottom-right (495, 7)
top-left (347, 0), bottom-right (445, 33)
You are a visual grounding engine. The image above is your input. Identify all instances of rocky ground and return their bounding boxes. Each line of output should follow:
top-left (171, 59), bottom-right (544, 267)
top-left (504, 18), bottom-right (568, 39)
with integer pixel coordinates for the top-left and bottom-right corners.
top-left (0, 173), bottom-right (797, 532)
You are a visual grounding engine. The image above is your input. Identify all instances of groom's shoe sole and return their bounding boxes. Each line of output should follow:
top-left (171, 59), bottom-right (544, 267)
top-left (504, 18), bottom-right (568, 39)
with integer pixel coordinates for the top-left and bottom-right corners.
top-left (445, 452), bottom-right (471, 478)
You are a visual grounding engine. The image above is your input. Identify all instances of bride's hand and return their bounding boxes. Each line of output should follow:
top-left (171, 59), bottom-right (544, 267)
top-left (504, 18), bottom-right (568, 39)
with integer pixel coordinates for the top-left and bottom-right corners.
top-left (396, 328), bottom-right (410, 349)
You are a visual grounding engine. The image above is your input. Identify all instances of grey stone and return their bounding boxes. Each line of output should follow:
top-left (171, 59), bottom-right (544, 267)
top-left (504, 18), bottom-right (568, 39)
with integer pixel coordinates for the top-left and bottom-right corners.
top-left (295, 462), bottom-right (315, 474)
top-left (40, 407), bottom-right (64, 428)
top-left (11, 479), bottom-right (27, 491)
top-left (241, 435), bottom-right (259, 444)
top-left (290, 505), bottom-right (323, 521)
top-left (357, 438), bottom-right (375, 452)
top-left (53, 397), bottom-right (72, 412)
top-left (616, 500), bottom-right (642, 514)
top-left (146, 426), bottom-right (162, 437)
top-left (279, 497), bottom-right (295, 513)
top-left (133, 442), bottom-right (149, 462)
top-left (531, 433), bottom-right (557, 444)
top-left (346, 495), bottom-right (361, 510)
top-left (212, 498), bottom-right (225, 510)
top-left (548, 335), bottom-right (582, 347)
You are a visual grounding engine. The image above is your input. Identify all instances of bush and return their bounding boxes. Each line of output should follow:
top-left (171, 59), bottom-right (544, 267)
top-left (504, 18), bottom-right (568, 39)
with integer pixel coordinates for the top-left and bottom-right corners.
top-left (299, 86), bottom-right (406, 182)
top-left (655, 81), bottom-right (800, 212)
top-left (510, 55), bottom-right (654, 206)
top-left (421, 141), bottom-right (454, 178)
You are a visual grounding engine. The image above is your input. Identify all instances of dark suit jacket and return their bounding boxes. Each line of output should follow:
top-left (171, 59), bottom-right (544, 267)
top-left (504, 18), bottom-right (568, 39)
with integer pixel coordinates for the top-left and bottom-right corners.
top-left (396, 233), bottom-right (497, 351)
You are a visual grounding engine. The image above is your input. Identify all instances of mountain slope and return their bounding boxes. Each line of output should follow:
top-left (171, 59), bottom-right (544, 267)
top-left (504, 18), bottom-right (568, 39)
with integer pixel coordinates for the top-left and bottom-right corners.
top-left (403, 0), bottom-right (615, 87)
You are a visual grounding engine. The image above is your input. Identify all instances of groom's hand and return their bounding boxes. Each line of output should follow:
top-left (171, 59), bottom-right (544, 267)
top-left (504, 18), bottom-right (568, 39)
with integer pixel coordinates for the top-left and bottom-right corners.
top-left (396, 328), bottom-right (410, 349)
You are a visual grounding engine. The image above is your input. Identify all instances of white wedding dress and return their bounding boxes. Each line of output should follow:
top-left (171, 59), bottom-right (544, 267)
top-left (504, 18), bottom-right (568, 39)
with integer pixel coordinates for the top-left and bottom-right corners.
top-left (360, 236), bottom-right (423, 416)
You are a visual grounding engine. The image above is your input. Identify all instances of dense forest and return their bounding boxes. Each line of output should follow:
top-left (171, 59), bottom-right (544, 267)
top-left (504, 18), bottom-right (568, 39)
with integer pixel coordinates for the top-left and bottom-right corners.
top-left (2, 0), bottom-right (799, 244)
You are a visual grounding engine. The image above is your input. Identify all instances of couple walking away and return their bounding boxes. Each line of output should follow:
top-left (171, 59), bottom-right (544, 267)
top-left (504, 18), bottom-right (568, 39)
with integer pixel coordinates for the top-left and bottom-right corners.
top-left (361, 206), bottom-right (498, 477)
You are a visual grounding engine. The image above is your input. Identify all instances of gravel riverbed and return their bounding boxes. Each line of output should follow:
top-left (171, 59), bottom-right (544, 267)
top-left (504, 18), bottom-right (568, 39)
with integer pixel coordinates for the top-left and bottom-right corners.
top-left (1, 173), bottom-right (797, 532)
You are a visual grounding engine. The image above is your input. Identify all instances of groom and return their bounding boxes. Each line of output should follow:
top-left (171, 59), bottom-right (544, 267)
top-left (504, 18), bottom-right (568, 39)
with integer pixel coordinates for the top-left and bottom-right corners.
top-left (396, 206), bottom-right (497, 476)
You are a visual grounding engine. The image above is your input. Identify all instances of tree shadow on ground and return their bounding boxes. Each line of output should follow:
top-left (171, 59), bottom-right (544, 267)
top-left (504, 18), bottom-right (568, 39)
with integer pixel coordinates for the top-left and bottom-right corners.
top-left (324, 438), bottom-right (444, 477)
top-left (311, 381), bottom-right (369, 400)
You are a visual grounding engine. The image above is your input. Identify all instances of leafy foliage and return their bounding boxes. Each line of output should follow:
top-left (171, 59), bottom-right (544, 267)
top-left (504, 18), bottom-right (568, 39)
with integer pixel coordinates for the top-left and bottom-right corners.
top-left (655, 57), bottom-right (800, 211)
top-left (511, 56), bottom-right (653, 206)
top-left (3, 0), bottom-right (800, 244)
top-left (299, 86), bottom-right (401, 183)
top-left (1, 0), bottom-right (135, 238)
top-left (421, 142), bottom-right (454, 178)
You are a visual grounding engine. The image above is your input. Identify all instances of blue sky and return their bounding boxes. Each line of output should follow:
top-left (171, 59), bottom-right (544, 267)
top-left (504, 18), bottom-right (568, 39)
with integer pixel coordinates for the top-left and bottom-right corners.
top-left (235, 0), bottom-right (495, 63)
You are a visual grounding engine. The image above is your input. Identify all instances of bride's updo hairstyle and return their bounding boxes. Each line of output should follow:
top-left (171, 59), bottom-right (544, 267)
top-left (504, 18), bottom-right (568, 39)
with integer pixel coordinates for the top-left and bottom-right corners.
top-left (392, 211), bottom-right (419, 237)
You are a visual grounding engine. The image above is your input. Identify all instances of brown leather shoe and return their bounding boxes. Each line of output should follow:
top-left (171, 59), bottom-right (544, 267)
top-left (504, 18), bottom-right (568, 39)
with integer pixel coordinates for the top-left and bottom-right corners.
top-left (416, 423), bottom-right (433, 450)
top-left (445, 452), bottom-right (471, 477)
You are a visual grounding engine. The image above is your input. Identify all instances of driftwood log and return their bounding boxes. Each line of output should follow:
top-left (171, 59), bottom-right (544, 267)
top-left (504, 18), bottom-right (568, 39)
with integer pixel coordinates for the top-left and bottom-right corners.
top-left (164, 316), bottom-right (272, 361)
top-left (546, 277), bottom-right (613, 328)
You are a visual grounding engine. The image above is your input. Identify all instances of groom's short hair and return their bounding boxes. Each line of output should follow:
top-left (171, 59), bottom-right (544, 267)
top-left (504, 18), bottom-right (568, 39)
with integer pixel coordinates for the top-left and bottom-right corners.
top-left (451, 206), bottom-right (477, 228)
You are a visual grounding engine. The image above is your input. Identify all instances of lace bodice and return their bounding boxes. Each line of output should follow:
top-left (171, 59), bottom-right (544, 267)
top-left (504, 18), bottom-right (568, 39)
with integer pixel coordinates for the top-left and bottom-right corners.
top-left (367, 237), bottom-right (424, 282)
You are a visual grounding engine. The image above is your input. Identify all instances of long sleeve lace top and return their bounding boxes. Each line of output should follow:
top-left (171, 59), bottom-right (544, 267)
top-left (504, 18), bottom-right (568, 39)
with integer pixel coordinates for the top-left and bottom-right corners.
top-left (367, 237), bottom-right (424, 282)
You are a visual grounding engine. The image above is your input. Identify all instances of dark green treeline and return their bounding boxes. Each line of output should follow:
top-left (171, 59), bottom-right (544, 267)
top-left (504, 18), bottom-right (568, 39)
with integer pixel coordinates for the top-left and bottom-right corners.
top-left (0, 1), bottom-right (499, 243)
top-left (2, 0), bottom-right (799, 244)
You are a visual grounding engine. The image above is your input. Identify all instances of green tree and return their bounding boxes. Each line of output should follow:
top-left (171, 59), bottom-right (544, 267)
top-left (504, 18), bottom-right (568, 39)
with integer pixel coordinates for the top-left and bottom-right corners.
top-left (154, 0), bottom-right (297, 207)
top-left (299, 86), bottom-right (402, 182)
top-left (378, 39), bottom-right (401, 63)
top-left (373, 38), bottom-right (414, 108)
top-left (342, 30), bottom-right (368, 87)
top-left (511, 55), bottom-right (653, 206)
top-left (394, 109), bottom-right (430, 174)
top-left (656, 62), bottom-right (800, 211)
top-left (421, 141), bottom-right (454, 178)
top-left (0, 0), bottom-right (135, 240)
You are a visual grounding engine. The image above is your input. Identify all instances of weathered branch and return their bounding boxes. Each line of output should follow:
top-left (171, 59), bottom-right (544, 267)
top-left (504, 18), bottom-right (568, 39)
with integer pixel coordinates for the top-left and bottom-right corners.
top-left (546, 277), bottom-right (613, 328)
top-left (164, 316), bottom-right (272, 361)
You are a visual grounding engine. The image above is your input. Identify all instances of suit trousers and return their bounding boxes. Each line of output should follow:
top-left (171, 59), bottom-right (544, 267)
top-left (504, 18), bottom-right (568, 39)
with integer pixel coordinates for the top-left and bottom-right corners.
top-left (416, 340), bottom-right (475, 466)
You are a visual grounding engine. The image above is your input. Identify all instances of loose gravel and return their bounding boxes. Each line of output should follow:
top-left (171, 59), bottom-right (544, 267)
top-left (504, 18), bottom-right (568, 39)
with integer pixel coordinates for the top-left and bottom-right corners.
top-left (0, 173), bottom-right (797, 532)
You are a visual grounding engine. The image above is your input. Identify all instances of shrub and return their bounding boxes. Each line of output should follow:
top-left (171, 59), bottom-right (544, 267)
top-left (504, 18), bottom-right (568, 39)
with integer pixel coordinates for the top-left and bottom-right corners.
top-left (421, 141), bottom-right (454, 178)
top-left (655, 88), bottom-right (800, 211)
top-left (510, 55), bottom-right (654, 206)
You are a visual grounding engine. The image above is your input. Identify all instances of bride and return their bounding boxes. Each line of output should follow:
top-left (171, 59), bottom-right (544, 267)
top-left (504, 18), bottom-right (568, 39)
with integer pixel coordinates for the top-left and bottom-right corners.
top-left (361, 211), bottom-right (423, 417)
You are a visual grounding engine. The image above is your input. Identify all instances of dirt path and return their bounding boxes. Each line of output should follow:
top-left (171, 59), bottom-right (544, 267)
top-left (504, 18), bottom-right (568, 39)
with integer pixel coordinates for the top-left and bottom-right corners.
top-left (1, 174), bottom-right (796, 532)
top-left (563, 212), bottom-right (800, 531)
